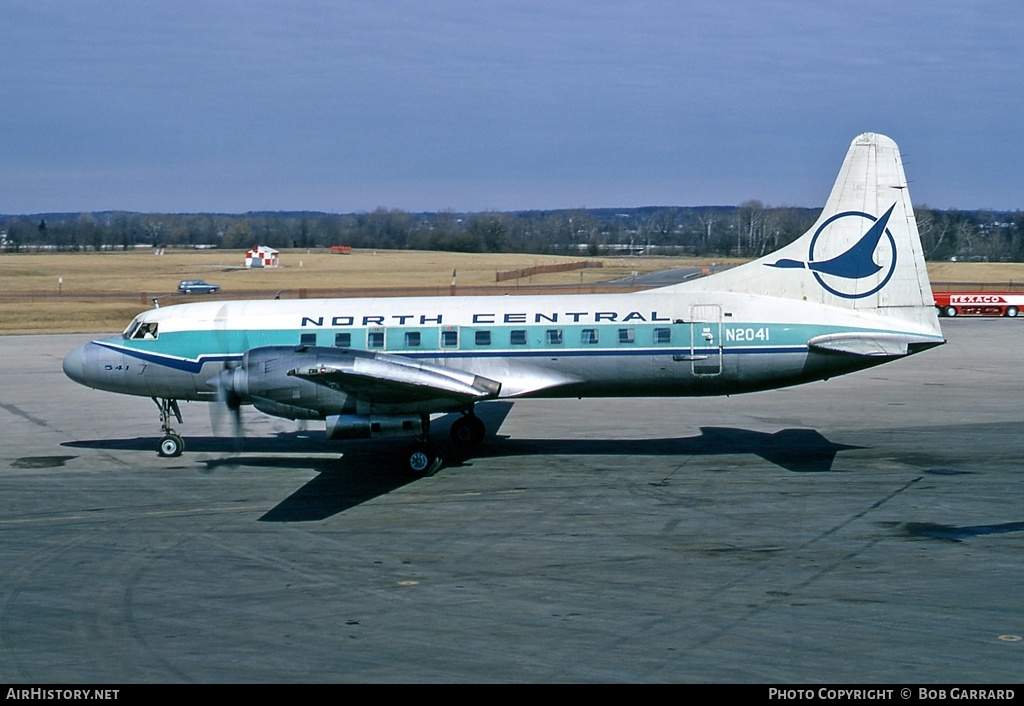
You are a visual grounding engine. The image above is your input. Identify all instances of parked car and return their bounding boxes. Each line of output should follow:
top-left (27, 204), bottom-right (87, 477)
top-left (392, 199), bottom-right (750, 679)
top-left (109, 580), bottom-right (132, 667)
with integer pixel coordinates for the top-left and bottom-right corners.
top-left (178, 279), bottom-right (220, 294)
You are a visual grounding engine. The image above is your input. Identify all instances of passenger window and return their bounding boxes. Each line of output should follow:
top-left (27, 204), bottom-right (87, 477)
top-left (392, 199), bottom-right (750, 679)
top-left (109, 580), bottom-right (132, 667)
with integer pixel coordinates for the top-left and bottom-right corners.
top-left (334, 332), bottom-right (351, 348)
top-left (367, 331), bottom-right (384, 348)
top-left (475, 330), bottom-right (492, 346)
top-left (441, 329), bottom-right (458, 347)
top-left (581, 328), bottom-right (598, 344)
top-left (510, 330), bottom-right (527, 345)
top-left (654, 328), bottom-right (671, 344)
top-left (546, 329), bottom-right (563, 345)
top-left (618, 328), bottom-right (635, 344)
top-left (299, 332), bottom-right (316, 346)
top-left (405, 331), bottom-right (421, 347)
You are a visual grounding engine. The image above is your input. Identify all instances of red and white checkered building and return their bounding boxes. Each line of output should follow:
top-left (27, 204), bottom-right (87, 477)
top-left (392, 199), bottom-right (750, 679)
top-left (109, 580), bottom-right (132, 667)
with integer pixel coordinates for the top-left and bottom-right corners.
top-left (245, 245), bottom-right (279, 268)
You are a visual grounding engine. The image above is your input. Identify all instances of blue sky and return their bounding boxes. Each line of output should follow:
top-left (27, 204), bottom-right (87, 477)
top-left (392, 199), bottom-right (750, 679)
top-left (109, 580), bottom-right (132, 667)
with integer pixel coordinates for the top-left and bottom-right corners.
top-left (1, 1), bottom-right (1021, 214)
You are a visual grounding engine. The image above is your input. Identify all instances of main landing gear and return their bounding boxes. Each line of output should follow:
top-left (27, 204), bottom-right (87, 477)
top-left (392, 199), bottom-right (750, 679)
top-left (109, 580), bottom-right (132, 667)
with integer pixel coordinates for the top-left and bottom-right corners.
top-left (403, 440), bottom-right (439, 477)
top-left (153, 397), bottom-right (184, 457)
top-left (401, 413), bottom-right (438, 477)
top-left (401, 408), bottom-right (488, 477)
top-left (450, 411), bottom-right (486, 448)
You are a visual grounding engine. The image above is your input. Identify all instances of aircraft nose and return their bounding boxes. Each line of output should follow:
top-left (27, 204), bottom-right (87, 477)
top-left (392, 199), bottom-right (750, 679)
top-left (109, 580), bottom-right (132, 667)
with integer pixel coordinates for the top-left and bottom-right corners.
top-left (63, 342), bottom-right (91, 387)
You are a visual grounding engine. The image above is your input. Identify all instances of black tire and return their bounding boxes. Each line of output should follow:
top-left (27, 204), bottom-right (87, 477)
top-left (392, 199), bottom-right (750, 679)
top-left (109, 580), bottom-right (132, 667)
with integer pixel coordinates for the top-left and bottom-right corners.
top-left (450, 415), bottom-right (486, 448)
top-left (1005, 306), bottom-right (1018, 318)
top-left (944, 306), bottom-right (957, 317)
top-left (158, 434), bottom-right (184, 457)
top-left (404, 442), bottom-right (438, 477)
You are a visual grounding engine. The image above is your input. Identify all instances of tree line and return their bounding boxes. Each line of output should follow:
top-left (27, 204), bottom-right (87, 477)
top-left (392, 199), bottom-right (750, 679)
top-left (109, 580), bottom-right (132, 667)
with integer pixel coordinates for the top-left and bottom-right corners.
top-left (2, 204), bottom-right (1022, 262)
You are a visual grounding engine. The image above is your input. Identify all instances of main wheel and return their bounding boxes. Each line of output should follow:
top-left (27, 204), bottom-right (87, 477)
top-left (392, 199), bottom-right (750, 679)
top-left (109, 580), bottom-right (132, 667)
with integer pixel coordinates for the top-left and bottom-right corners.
top-left (404, 442), bottom-right (438, 477)
top-left (1005, 306), bottom-right (1018, 317)
top-left (159, 434), bottom-right (184, 457)
top-left (450, 415), bottom-right (486, 448)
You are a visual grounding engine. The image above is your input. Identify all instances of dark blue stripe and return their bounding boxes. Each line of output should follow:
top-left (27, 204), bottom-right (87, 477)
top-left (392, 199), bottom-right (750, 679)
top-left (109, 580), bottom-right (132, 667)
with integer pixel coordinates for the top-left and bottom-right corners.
top-left (95, 342), bottom-right (242, 373)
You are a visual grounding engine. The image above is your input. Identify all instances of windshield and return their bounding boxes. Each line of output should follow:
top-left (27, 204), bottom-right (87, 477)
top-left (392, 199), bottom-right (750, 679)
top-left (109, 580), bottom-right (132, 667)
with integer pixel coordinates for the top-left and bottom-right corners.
top-left (123, 317), bottom-right (142, 340)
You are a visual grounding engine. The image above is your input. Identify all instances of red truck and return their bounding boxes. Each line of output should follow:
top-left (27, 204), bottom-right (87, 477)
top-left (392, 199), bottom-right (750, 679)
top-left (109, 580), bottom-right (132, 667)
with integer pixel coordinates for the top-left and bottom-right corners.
top-left (934, 291), bottom-right (1023, 317)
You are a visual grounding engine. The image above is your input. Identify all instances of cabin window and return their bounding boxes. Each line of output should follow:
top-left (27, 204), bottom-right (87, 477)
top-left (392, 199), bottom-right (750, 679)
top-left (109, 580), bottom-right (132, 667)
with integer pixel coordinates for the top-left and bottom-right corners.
top-left (334, 332), bottom-right (351, 348)
top-left (475, 330), bottom-right (492, 346)
top-left (404, 331), bottom-right (422, 347)
top-left (546, 329), bottom-right (563, 345)
top-left (510, 329), bottom-right (527, 345)
top-left (299, 333), bottom-right (316, 347)
top-left (367, 331), bottom-right (384, 348)
top-left (581, 328), bottom-right (598, 345)
top-left (654, 328), bottom-right (671, 344)
top-left (441, 330), bottom-right (458, 348)
top-left (618, 328), bottom-right (635, 344)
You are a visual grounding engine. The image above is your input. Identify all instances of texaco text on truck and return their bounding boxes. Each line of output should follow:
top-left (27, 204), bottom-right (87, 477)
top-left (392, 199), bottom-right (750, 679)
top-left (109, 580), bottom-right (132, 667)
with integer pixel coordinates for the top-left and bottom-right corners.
top-left (934, 291), bottom-right (1023, 317)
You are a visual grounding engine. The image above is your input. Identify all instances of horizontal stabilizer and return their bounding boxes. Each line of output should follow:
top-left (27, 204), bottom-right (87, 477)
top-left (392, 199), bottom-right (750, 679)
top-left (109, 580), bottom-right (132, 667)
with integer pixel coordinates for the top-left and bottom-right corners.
top-left (808, 332), bottom-right (944, 357)
top-left (288, 350), bottom-right (502, 404)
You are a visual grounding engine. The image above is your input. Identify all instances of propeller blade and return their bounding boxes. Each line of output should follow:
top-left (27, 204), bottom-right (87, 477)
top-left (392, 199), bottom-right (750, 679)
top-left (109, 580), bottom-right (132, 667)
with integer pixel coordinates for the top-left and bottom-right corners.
top-left (208, 366), bottom-right (245, 443)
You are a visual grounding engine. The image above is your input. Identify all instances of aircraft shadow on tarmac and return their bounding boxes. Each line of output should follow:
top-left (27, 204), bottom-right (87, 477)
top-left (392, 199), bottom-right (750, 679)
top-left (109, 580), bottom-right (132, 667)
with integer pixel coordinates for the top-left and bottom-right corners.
top-left (902, 521), bottom-right (1024, 542)
top-left (63, 402), bottom-right (863, 522)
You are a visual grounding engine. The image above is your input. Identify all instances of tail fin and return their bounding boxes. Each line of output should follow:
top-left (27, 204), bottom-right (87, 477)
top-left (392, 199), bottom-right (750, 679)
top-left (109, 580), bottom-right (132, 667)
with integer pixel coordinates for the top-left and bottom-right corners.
top-left (683, 133), bottom-right (938, 330)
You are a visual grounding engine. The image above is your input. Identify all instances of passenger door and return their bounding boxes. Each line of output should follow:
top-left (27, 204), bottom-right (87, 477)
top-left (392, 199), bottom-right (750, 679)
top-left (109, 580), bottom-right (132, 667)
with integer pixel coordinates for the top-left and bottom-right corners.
top-left (690, 304), bottom-right (722, 376)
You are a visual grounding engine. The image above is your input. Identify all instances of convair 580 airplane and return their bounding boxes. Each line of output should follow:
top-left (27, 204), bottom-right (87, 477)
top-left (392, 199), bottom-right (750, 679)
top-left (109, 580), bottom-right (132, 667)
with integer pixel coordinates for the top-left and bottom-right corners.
top-left (63, 133), bottom-right (944, 474)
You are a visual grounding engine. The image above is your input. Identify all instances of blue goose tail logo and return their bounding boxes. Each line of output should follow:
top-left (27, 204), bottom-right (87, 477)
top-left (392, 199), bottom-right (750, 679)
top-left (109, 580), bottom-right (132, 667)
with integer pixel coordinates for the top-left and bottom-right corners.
top-left (766, 203), bottom-right (898, 299)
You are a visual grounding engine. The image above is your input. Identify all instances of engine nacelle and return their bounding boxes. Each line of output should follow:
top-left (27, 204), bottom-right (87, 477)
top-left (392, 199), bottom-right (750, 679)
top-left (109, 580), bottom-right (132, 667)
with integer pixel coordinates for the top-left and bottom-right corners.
top-left (220, 346), bottom-right (353, 419)
top-left (213, 344), bottom-right (498, 422)
top-left (325, 413), bottom-right (427, 440)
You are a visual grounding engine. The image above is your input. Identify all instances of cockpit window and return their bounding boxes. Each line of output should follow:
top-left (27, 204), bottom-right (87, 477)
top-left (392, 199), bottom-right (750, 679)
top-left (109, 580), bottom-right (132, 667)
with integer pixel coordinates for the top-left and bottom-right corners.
top-left (130, 322), bottom-right (159, 340)
top-left (123, 318), bottom-right (141, 339)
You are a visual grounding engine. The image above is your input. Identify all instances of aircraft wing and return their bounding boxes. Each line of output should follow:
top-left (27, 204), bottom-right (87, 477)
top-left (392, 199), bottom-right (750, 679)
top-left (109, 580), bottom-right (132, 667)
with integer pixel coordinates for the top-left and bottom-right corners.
top-left (287, 350), bottom-right (502, 405)
top-left (807, 332), bottom-right (943, 357)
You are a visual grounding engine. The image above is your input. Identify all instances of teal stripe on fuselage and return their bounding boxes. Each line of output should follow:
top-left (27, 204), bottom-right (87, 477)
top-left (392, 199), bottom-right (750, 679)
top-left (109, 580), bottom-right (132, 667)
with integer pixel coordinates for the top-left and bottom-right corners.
top-left (111, 322), bottom-right (930, 368)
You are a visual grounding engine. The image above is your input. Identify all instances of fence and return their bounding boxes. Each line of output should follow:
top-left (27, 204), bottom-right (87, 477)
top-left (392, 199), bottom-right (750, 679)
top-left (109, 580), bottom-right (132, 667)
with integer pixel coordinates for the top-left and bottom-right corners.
top-left (495, 260), bottom-right (602, 282)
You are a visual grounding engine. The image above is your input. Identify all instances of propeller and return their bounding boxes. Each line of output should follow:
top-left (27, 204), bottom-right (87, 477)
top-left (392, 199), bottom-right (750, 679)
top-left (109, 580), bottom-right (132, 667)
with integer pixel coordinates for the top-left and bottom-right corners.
top-left (207, 305), bottom-right (246, 446)
top-left (208, 365), bottom-right (245, 446)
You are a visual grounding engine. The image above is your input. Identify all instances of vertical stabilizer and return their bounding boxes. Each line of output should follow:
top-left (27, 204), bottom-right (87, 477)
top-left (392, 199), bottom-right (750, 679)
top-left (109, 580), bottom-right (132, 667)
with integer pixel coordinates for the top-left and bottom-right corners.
top-left (684, 134), bottom-right (938, 331)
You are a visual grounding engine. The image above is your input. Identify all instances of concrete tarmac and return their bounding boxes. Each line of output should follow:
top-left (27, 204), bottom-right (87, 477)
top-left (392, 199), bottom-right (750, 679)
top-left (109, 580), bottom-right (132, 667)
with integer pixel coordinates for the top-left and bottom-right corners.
top-left (0, 319), bottom-right (1021, 683)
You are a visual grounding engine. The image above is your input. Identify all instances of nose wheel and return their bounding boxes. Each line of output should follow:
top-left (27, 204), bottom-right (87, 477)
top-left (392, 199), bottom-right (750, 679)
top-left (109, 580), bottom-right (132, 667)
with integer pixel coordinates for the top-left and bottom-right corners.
top-left (159, 433), bottom-right (184, 457)
top-left (153, 397), bottom-right (184, 457)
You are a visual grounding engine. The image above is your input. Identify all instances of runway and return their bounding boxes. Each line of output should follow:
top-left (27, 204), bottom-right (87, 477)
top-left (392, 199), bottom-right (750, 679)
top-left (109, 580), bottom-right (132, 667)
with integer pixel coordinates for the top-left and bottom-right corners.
top-left (1, 319), bottom-right (1021, 682)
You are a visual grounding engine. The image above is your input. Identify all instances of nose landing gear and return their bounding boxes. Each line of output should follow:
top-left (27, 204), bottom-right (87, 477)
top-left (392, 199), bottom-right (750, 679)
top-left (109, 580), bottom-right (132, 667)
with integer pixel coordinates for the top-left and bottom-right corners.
top-left (153, 397), bottom-right (184, 457)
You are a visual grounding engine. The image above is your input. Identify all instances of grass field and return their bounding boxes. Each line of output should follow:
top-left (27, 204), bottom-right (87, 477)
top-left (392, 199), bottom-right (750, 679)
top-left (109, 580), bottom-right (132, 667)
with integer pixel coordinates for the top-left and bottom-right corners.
top-left (1, 248), bottom-right (1022, 334)
top-left (0, 249), bottom-right (724, 333)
